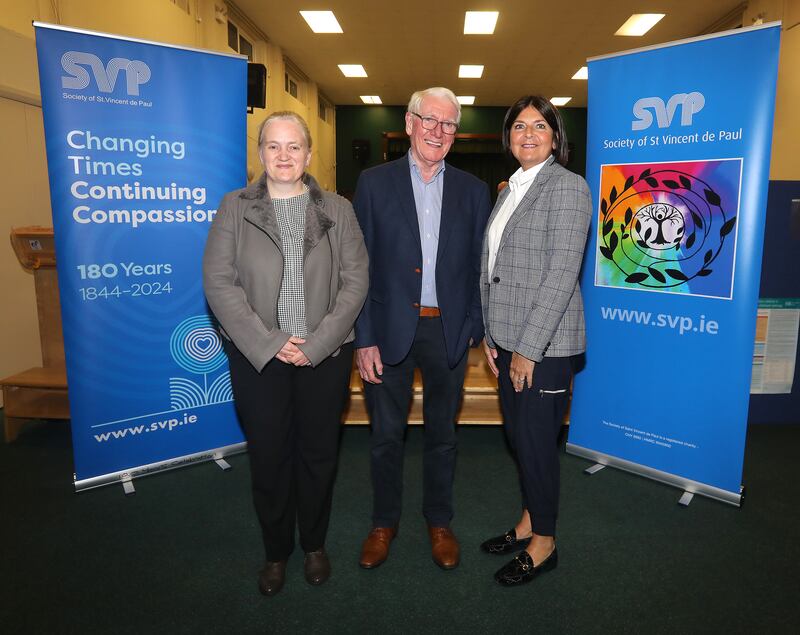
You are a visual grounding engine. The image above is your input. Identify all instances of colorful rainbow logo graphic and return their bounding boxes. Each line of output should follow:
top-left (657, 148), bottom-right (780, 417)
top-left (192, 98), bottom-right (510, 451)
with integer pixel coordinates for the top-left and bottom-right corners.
top-left (594, 158), bottom-right (742, 299)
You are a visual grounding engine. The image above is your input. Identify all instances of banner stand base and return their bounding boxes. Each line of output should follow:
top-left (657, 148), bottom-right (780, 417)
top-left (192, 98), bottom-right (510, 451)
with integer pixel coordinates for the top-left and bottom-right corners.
top-left (584, 463), bottom-right (607, 475)
top-left (75, 442), bottom-right (247, 492)
top-left (121, 474), bottom-right (135, 496)
top-left (566, 443), bottom-right (743, 507)
top-left (678, 491), bottom-right (694, 506)
top-left (213, 454), bottom-right (232, 471)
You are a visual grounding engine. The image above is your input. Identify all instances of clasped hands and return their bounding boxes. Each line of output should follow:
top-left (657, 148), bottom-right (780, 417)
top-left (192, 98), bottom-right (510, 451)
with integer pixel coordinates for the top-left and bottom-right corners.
top-left (483, 339), bottom-right (535, 393)
top-left (276, 336), bottom-right (311, 366)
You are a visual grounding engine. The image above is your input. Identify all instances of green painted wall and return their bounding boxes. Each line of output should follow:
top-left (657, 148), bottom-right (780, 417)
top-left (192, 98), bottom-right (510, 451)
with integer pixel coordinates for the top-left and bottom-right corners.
top-left (335, 105), bottom-right (587, 196)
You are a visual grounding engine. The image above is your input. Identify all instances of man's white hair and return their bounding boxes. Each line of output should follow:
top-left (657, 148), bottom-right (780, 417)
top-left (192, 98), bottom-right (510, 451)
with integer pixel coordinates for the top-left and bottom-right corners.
top-left (407, 87), bottom-right (461, 124)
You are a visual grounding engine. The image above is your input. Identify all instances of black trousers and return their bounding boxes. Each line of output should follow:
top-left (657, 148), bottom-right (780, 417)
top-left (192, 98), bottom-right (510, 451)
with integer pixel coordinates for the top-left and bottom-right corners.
top-left (226, 341), bottom-right (353, 561)
top-left (363, 317), bottom-right (468, 528)
top-left (496, 349), bottom-right (574, 537)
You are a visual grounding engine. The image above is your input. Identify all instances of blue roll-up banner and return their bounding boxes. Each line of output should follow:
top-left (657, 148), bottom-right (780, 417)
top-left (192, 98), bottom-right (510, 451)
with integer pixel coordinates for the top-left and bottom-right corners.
top-left (568, 24), bottom-right (781, 505)
top-left (34, 23), bottom-right (247, 490)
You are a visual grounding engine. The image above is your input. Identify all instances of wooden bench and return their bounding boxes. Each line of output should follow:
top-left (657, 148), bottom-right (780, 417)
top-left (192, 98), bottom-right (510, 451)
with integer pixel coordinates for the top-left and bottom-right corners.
top-left (343, 347), bottom-right (503, 425)
top-left (1, 366), bottom-right (70, 442)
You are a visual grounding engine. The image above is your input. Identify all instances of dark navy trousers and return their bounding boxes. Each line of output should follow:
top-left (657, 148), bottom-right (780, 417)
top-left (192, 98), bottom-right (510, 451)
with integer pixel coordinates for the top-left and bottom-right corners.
top-left (496, 349), bottom-right (574, 536)
top-left (364, 317), bottom-right (468, 528)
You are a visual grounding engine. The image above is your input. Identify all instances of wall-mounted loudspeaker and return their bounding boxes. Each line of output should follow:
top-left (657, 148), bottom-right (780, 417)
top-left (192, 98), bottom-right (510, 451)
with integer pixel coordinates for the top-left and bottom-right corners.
top-left (247, 63), bottom-right (266, 110)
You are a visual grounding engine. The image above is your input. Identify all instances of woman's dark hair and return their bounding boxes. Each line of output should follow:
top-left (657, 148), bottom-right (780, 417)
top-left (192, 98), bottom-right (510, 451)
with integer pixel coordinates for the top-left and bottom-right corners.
top-left (502, 95), bottom-right (569, 166)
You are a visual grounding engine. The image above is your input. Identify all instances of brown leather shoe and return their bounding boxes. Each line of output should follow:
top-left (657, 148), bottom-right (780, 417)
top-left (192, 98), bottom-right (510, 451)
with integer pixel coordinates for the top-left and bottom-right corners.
top-left (304, 549), bottom-right (331, 585)
top-left (258, 560), bottom-right (287, 596)
top-left (429, 526), bottom-right (460, 570)
top-left (359, 526), bottom-right (397, 569)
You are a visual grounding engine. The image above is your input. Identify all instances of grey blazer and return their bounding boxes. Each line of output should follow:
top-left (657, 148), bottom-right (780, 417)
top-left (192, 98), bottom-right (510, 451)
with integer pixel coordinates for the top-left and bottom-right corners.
top-left (203, 172), bottom-right (369, 371)
top-left (481, 156), bottom-right (591, 362)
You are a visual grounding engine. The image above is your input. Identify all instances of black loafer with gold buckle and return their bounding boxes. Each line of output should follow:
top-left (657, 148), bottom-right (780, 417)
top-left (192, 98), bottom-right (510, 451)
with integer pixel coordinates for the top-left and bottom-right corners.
top-left (479, 528), bottom-right (532, 555)
top-left (494, 548), bottom-right (558, 586)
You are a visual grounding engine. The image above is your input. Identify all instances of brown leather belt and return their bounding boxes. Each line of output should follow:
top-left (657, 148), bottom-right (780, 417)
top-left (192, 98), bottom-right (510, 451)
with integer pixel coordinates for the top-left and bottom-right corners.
top-left (419, 306), bottom-right (441, 318)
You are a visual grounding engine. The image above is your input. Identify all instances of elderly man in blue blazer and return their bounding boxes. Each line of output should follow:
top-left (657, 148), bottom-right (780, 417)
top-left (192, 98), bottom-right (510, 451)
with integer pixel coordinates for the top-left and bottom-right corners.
top-left (353, 87), bottom-right (491, 570)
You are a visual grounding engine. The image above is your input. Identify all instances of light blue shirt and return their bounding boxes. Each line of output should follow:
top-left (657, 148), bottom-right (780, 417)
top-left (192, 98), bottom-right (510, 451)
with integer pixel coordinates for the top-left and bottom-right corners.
top-left (408, 152), bottom-right (444, 307)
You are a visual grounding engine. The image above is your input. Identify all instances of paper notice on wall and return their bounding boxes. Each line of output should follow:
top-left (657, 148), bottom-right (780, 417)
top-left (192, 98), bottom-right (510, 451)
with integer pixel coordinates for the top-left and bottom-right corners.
top-left (751, 299), bottom-right (800, 394)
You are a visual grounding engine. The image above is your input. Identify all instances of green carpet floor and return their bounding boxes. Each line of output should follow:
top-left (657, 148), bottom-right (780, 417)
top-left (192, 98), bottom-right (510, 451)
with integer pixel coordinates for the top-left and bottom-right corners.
top-left (1, 417), bottom-right (798, 634)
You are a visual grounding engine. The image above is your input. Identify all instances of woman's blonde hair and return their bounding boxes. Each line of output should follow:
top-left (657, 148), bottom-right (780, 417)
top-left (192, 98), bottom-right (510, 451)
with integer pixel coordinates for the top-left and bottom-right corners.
top-left (257, 111), bottom-right (312, 150)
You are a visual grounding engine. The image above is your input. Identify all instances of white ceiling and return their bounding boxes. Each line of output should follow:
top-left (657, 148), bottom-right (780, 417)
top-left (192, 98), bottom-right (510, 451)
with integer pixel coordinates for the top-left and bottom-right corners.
top-left (233, 1), bottom-right (748, 107)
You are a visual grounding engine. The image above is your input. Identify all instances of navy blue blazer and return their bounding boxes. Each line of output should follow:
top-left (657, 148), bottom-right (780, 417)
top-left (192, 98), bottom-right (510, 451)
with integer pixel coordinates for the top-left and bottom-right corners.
top-left (353, 155), bottom-right (491, 368)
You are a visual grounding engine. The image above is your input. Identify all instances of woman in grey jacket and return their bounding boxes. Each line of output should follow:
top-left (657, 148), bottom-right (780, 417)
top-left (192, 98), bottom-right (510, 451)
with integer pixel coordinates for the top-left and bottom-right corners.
top-left (203, 112), bottom-right (368, 597)
top-left (479, 96), bottom-right (591, 586)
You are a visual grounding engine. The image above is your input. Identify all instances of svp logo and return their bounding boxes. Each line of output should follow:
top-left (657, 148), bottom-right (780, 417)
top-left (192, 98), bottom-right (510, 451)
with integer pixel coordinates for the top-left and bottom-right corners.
top-left (632, 92), bottom-right (705, 131)
top-left (61, 51), bottom-right (151, 96)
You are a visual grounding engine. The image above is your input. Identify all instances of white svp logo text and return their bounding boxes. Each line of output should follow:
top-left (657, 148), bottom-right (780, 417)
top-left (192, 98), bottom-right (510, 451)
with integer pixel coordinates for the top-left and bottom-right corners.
top-left (632, 92), bottom-right (705, 131)
top-left (61, 51), bottom-right (151, 96)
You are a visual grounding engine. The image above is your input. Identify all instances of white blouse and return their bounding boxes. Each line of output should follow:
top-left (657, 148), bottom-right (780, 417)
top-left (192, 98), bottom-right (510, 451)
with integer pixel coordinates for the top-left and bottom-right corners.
top-left (487, 160), bottom-right (547, 275)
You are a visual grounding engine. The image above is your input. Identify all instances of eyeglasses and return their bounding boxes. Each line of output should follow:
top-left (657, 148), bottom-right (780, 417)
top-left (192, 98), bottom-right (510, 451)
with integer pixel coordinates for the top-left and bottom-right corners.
top-left (411, 112), bottom-right (458, 135)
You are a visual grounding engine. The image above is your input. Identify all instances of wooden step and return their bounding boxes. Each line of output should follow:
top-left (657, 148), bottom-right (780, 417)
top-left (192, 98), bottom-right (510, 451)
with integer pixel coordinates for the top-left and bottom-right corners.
top-left (1, 366), bottom-right (70, 442)
top-left (343, 348), bottom-right (502, 425)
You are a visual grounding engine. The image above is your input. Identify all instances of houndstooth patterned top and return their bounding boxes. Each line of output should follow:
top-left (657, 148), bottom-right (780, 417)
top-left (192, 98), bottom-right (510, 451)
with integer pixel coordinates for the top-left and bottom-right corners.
top-left (273, 188), bottom-right (309, 337)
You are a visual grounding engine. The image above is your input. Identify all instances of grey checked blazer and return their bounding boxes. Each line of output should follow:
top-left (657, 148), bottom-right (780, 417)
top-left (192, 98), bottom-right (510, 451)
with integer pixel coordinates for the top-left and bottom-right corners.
top-left (481, 156), bottom-right (592, 362)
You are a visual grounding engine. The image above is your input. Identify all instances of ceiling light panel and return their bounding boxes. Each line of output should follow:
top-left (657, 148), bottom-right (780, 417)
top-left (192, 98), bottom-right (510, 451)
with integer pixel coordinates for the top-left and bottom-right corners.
top-left (360, 96), bottom-right (382, 104)
top-left (572, 66), bottom-right (588, 80)
top-left (615, 14), bottom-right (665, 36)
top-left (550, 97), bottom-right (572, 106)
top-left (458, 65), bottom-right (484, 78)
top-left (457, 96), bottom-right (475, 105)
top-left (299, 11), bottom-right (343, 33)
top-left (339, 64), bottom-right (367, 77)
top-left (464, 11), bottom-right (499, 34)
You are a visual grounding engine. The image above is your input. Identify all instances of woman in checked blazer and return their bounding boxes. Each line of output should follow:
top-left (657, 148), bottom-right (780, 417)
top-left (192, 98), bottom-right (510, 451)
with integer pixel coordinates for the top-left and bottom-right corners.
top-left (479, 95), bottom-right (592, 586)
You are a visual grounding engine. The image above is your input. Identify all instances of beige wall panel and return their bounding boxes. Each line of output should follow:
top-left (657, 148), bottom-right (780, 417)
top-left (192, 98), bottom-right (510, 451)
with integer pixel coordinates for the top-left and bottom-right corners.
top-left (24, 102), bottom-right (52, 216)
top-left (58, 0), bottom-right (197, 47)
top-left (771, 17), bottom-right (800, 180)
top-left (0, 0), bottom-right (55, 37)
top-left (0, 25), bottom-right (42, 103)
top-left (0, 98), bottom-right (52, 404)
top-left (744, 0), bottom-right (800, 180)
top-left (315, 116), bottom-right (336, 192)
top-left (195, 0), bottom-right (228, 52)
